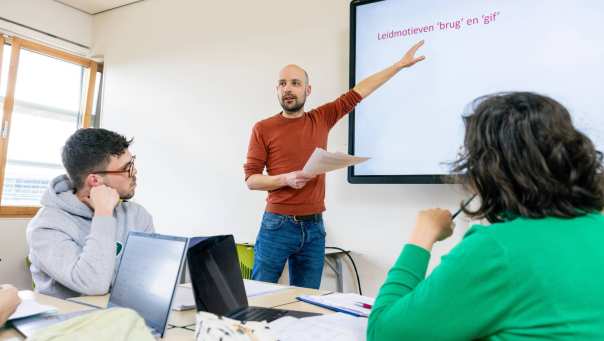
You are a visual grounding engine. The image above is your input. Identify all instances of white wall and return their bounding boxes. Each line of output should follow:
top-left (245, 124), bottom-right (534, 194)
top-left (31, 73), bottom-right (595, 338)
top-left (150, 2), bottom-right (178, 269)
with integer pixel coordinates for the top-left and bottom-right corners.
top-left (92, 0), bottom-right (474, 295)
top-left (0, 0), bottom-right (92, 54)
top-left (0, 219), bottom-right (32, 289)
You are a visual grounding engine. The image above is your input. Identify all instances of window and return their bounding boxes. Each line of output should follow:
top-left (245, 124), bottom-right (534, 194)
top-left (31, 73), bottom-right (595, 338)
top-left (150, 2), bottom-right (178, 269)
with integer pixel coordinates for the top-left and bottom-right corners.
top-left (0, 36), bottom-right (101, 217)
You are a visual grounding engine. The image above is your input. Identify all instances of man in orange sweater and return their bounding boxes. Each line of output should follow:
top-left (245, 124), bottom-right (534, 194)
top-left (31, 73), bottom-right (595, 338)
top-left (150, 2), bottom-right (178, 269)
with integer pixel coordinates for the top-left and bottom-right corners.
top-left (244, 41), bottom-right (425, 288)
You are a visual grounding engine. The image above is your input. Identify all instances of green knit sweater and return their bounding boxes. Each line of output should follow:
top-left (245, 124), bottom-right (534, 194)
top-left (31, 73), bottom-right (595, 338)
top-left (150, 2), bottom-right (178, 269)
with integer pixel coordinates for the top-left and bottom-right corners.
top-left (367, 213), bottom-right (604, 340)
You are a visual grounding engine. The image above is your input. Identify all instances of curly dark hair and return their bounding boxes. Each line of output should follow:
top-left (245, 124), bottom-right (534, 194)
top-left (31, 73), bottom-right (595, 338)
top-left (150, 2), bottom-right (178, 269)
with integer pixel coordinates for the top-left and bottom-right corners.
top-left (62, 128), bottom-right (133, 190)
top-left (451, 92), bottom-right (604, 223)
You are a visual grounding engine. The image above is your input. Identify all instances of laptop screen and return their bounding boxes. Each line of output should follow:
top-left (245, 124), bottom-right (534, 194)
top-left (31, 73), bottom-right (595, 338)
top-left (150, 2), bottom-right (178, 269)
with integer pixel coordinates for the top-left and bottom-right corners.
top-left (108, 232), bottom-right (187, 336)
top-left (187, 235), bottom-right (249, 316)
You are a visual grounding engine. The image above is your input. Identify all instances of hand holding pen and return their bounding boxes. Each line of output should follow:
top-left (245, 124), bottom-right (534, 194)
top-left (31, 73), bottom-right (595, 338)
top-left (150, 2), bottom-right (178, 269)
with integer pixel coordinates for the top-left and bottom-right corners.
top-left (452, 194), bottom-right (477, 220)
top-left (408, 194), bottom-right (477, 251)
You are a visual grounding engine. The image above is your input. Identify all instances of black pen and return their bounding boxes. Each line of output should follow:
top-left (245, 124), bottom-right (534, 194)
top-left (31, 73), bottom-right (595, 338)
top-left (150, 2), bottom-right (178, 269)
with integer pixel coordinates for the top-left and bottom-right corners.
top-left (452, 194), bottom-right (477, 220)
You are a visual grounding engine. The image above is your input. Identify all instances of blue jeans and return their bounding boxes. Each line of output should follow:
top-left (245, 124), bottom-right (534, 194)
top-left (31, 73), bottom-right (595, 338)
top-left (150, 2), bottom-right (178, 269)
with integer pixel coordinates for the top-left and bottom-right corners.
top-left (252, 211), bottom-right (326, 289)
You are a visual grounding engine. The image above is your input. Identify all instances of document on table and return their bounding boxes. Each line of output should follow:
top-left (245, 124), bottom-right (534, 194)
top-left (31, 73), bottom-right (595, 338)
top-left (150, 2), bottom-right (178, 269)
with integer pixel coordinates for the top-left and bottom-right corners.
top-left (302, 148), bottom-right (369, 176)
top-left (171, 285), bottom-right (196, 311)
top-left (270, 313), bottom-right (368, 341)
top-left (172, 280), bottom-right (291, 310)
top-left (8, 291), bottom-right (58, 321)
top-left (243, 279), bottom-right (291, 297)
top-left (297, 293), bottom-right (374, 317)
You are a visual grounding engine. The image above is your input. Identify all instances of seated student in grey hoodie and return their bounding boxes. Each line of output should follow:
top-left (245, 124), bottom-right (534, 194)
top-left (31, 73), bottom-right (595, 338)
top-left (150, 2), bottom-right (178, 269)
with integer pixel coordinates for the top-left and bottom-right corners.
top-left (27, 128), bottom-right (154, 298)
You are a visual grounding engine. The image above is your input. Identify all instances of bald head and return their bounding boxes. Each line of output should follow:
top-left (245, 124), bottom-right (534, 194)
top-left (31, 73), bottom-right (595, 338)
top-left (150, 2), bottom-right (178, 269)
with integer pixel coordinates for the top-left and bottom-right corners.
top-left (278, 64), bottom-right (309, 86)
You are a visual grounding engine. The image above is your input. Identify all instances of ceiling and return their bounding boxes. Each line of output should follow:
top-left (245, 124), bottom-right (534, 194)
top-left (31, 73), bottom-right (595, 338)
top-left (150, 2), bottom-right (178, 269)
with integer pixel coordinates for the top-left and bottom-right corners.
top-left (54, 0), bottom-right (145, 15)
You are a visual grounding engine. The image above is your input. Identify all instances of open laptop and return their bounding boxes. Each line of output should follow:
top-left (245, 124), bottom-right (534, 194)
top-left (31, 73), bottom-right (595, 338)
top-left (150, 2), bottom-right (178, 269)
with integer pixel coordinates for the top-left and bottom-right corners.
top-left (187, 234), bottom-right (319, 322)
top-left (13, 232), bottom-right (188, 338)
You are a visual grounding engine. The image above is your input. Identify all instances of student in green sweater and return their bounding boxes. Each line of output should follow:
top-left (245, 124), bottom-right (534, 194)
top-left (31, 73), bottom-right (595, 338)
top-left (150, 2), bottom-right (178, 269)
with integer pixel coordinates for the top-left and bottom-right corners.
top-left (367, 92), bottom-right (604, 340)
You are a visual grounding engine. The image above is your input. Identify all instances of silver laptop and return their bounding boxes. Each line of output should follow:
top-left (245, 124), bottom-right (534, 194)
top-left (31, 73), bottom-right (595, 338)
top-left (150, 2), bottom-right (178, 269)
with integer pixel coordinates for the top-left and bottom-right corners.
top-left (13, 232), bottom-right (188, 338)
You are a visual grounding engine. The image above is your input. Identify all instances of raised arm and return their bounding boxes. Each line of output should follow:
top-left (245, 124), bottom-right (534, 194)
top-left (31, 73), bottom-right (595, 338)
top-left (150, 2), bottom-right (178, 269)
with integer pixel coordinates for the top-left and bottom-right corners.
top-left (353, 40), bottom-right (425, 98)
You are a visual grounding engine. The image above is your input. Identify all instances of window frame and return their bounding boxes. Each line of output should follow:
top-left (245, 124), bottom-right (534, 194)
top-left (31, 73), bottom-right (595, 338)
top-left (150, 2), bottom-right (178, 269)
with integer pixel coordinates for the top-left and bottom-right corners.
top-left (0, 36), bottom-right (100, 217)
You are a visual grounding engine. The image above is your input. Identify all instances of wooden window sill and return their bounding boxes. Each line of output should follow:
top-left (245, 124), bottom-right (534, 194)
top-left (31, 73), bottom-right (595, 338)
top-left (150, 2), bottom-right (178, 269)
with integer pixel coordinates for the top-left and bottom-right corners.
top-left (0, 206), bottom-right (39, 218)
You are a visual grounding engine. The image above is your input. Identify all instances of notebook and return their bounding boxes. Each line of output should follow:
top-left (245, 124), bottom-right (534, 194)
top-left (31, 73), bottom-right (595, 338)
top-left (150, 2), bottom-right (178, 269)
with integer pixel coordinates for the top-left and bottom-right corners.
top-left (296, 293), bottom-right (374, 317)
top-left (8, 291), bottom-right (57, 321)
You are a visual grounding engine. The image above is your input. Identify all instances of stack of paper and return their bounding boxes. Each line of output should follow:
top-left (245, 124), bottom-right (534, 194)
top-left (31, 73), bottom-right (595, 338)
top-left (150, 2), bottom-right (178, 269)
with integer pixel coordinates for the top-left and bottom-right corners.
top-left (8, 291), bottom-right (58, 321)
top-left (270, 313), bottom-right (368, 341)
top-left (243, 279), bottom-right (291, 297)
top-left (297, 293), bottom-right (374, 317)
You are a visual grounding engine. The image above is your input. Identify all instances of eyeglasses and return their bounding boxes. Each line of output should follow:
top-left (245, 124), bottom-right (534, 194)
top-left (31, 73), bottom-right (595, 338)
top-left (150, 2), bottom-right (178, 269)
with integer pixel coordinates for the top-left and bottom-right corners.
top-left (93, 155), bottom-right (136, 178)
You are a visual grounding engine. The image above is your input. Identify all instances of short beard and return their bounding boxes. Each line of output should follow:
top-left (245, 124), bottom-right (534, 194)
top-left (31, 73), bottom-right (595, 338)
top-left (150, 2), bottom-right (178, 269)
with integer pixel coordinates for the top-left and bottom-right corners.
top-left (281, 103), bottom-right (304, 114)
top-left (280, 98), bottom-right (306, 114)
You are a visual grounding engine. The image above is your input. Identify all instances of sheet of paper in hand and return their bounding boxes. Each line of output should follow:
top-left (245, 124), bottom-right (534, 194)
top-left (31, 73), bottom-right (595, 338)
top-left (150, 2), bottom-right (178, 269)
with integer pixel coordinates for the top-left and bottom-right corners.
top-left (302, 148), bottom-right (369, 176)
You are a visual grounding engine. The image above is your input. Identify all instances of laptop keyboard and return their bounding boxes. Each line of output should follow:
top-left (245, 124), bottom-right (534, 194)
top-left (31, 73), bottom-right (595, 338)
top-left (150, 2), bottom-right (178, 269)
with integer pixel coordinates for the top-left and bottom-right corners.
top-left (230, 307), bottom-right (288, 322)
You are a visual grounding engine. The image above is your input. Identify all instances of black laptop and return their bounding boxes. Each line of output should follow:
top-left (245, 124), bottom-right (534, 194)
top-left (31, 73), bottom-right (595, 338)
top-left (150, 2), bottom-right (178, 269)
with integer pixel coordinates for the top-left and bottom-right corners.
top-left (187, 235), bottom-right (319, 322)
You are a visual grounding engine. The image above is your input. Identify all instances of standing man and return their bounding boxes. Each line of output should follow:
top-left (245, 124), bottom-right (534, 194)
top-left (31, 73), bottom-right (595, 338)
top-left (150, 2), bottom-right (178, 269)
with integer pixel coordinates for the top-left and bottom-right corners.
top-left (27, 128), bottom-right (154, 298)
top-left (244, 41), bottom-right (426, 288)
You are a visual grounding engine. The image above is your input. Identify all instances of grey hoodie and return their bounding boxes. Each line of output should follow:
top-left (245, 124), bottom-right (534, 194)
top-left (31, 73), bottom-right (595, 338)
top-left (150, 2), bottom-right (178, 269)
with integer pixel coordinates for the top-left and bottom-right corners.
top-left (26, 175), bottom-right (154, 299)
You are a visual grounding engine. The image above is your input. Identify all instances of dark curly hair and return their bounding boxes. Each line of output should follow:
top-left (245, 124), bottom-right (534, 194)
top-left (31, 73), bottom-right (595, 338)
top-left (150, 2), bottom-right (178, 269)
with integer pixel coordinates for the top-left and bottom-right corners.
top-left (451, 92), bottom-right (604, 223)
top-left (62, 128), bottom-right (133, 190)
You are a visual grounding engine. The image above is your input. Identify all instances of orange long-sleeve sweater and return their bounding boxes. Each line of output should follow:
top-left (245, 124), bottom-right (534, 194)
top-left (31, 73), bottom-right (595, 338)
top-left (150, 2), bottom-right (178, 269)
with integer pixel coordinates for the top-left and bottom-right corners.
top-left (244, 90), bottom-right (362, 215)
